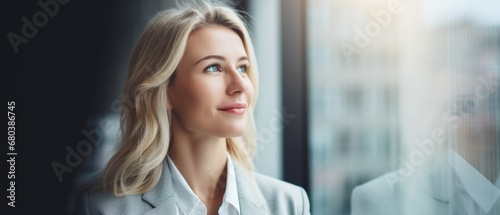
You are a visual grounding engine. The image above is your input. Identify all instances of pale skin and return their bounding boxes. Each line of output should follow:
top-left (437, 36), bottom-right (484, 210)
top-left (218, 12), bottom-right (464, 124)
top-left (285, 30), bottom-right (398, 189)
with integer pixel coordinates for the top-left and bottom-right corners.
top-left (442, 73), bottom-right (499, 183)
top-left (167, 25), bottom-right (254, 215)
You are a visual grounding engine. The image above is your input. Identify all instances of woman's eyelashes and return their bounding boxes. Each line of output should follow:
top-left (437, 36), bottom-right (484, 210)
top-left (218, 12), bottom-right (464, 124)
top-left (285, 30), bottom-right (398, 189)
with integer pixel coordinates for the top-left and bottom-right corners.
top-left (203, 63), bottom-right (249, 74)
top-left (236, 65), bottom-right (248, 73)
top-left (204, 64), bottom-right (221, 73)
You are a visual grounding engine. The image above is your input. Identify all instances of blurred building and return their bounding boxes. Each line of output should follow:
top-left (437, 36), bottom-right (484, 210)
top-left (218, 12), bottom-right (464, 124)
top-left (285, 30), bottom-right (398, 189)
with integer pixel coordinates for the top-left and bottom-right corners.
top-left (306, 0), bottom-right (500, 214)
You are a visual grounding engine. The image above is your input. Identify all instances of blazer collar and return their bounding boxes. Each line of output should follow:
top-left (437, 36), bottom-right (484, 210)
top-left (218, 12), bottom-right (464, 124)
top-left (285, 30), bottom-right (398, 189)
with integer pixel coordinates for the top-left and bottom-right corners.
top-left (142, 161), bottom-right (177, 214)
top-left (141, 159), bottom-right (268, 214)
top-left (428, 163), bottom-right (460, 203)
top-left (233, 163), bottom-right (268, 214)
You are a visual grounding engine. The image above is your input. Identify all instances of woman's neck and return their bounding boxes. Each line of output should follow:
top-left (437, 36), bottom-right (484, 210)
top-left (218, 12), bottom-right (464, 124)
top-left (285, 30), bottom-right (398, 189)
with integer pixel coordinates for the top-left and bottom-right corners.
top-left (168, 115), bottom-right (228, 211)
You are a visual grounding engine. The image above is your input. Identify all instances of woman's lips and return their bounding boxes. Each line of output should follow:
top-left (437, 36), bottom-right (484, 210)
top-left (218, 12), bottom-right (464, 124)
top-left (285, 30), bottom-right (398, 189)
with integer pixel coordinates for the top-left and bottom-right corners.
top-left (218, 103), bottom-right (247, 115)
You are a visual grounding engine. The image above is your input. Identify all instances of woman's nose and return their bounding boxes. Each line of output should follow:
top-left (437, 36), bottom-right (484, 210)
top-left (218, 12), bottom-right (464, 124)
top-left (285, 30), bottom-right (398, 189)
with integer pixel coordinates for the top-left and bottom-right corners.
top-left (226, 68), bottom-right (249, 95)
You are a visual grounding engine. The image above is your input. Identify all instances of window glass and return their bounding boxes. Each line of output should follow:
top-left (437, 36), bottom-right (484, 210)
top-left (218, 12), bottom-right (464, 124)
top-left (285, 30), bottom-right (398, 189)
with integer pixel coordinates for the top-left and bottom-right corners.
top-left (307, 0), bottom-right (500, 214)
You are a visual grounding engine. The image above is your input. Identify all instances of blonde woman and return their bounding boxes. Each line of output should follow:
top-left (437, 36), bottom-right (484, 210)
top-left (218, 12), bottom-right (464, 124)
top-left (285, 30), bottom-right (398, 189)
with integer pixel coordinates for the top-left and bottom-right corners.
top-left (74, 1), bottom-right (310, 215)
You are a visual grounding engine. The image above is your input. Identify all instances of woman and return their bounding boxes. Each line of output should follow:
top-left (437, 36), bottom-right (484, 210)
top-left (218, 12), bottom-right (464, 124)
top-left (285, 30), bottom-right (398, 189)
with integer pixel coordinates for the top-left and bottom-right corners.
top-left (74, 1), bottom-right (310, 215)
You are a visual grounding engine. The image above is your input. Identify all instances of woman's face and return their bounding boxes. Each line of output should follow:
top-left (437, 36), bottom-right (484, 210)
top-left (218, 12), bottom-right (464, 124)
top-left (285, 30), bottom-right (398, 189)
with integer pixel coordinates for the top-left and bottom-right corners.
top-left (168, 25), bottom-right (254, 138)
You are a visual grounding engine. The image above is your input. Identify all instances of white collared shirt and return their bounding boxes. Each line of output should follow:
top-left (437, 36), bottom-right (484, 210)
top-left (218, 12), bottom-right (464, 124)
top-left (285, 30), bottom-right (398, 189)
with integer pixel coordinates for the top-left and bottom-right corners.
top-left (167, 153), bottom-right (240, 215)
top-left (448, 150), bottom-right (500, 214)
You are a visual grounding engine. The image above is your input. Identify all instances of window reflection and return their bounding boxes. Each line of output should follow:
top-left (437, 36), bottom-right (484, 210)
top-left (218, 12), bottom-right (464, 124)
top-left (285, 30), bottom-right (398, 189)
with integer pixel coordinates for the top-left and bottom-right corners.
top-left (307, 0), bottom-right (500, 214)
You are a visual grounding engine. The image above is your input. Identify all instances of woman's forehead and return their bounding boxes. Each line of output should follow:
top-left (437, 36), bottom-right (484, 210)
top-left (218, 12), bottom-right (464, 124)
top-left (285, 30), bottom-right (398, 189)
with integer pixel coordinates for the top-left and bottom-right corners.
top-left (184, 26), bottom-right (246, 58)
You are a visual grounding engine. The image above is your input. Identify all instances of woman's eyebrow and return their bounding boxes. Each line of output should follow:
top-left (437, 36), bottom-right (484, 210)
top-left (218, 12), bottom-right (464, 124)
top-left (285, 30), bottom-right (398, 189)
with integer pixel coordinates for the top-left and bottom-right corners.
top-left (195, 55), bottom-right (224, 65)
top-left (195, 55), bottom-right (249, 65)
top-left (238, 56), bottom-right (249, 62)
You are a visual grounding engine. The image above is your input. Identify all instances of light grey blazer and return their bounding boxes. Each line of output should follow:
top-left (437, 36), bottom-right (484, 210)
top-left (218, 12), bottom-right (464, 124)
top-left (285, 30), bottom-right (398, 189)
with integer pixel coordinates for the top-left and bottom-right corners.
top-left (74, 161), bottom-right (310, 215)
top-left (351, 164), bottom-right (500, 215)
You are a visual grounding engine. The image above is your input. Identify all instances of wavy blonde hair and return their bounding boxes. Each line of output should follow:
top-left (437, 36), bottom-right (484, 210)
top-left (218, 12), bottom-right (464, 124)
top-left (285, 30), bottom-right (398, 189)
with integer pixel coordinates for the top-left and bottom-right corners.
top-left (100, 1), bottom-right (259, 196)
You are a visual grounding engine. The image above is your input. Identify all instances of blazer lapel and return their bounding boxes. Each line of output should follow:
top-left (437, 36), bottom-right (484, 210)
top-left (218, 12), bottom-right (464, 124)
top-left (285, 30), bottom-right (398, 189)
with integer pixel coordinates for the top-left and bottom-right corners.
top-left (140, 160), bottom-right (270, 214)
top-left (142, 161), bottom-right (177, 214)
top-left (234, 164), bottom-right (268, 214)
top-left (428, 163), bottom-right (460, 214)
top-left (429, 164), bottom-right (459, 203)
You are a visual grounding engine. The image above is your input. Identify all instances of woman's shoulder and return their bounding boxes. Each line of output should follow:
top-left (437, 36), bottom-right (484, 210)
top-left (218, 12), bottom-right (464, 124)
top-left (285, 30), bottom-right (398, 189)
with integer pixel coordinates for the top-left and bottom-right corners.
top-left (252, 172), bottom-right (311, 214)
top-left (253, 172), bottom-right (305, 193)
top-left (72, 178), bottom-right (149, 215)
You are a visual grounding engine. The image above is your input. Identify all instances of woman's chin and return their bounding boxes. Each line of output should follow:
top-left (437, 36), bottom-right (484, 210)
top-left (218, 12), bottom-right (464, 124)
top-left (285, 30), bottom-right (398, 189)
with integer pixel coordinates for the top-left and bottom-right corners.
top-left (214, 127), bottom-right (246, 138)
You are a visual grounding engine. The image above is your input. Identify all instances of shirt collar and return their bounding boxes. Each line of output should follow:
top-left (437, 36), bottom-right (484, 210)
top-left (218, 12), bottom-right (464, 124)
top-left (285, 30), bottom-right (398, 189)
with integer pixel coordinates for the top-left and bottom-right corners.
top-left (221, 153), bottom-right (240, 214)
top-left (448, 150), bottom-right (500, 213)
top-left (167, 155), bottom-right (206, 214)
top-left (166, 153), bottom-right (240, 215)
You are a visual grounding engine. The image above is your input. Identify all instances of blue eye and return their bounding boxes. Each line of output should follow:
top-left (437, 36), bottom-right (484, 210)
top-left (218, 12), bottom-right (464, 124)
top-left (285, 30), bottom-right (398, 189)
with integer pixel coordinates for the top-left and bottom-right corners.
top-left (237, 65), bottom-right (248, 73)
top-left (204, 64), bottom-right (221, 73)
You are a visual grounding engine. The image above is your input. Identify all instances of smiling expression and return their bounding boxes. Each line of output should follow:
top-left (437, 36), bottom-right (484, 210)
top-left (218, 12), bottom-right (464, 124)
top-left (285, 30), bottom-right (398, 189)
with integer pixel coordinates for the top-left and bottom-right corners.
top-left (168, 25), bottom-right (254, 138)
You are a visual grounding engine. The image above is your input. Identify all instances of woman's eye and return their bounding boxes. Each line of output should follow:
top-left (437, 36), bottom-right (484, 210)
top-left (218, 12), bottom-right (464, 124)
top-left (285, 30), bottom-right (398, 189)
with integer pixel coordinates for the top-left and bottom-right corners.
top-left (237, 65), bottom-right (248, 73)
top-left (462, 98), bottom-right (479, 113)
top-left (449, 97), bottom-right (480, 116)
top-left (204, 64), bottom-right (221, 73)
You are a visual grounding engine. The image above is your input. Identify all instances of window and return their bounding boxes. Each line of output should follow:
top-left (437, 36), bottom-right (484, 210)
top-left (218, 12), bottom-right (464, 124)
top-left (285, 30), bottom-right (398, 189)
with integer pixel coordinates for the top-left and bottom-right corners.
top-left (306, 0), bottom-right (500, 214)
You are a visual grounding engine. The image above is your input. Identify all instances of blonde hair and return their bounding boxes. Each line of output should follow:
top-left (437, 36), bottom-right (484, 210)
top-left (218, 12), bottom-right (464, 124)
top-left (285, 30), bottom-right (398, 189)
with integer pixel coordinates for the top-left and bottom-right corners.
top-left (100, 1), bottom-right (259, 196)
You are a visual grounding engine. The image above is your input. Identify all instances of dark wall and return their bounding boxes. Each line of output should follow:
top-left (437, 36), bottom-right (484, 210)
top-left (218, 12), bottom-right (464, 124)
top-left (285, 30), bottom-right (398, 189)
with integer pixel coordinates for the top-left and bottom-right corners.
top-left (3, 0), bottom-right (164, 214)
